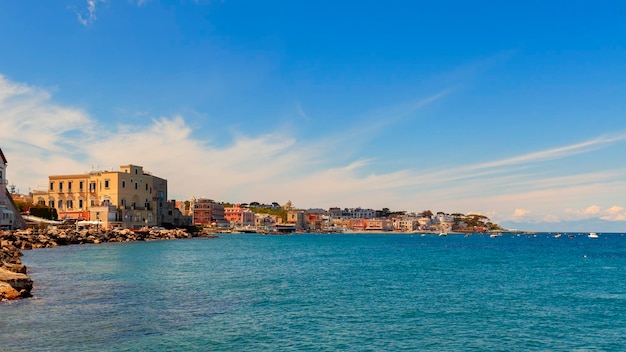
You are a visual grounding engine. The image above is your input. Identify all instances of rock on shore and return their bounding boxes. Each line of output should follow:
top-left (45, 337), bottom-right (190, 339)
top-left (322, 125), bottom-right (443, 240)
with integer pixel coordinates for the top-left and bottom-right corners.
top-left (1, 227), bottom-right (206, 300)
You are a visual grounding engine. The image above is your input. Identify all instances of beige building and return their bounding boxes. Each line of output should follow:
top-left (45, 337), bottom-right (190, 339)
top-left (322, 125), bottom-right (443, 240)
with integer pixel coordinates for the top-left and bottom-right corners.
top-left (47, 164), bottom-right (166, 229)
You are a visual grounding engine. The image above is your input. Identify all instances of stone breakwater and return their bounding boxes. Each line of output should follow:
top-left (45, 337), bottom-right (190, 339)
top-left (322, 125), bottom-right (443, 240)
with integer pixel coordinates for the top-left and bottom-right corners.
top-left (1, 227), bottom-right (212, 300)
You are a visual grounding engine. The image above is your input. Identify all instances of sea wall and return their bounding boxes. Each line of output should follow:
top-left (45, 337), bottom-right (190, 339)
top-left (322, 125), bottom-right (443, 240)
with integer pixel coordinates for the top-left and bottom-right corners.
top-left (0, 227), bottom-right (210, 300)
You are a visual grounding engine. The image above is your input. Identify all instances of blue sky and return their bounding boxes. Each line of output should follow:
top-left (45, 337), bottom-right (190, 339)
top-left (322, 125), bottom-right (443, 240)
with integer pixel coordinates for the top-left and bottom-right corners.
top-left (1, 1), bottom-right (625, 231)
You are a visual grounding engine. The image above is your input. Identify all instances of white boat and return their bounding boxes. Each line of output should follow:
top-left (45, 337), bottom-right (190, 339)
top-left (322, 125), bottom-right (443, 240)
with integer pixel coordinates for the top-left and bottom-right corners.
top-left (438, 232), bottom-right (447, 237)
top-left (588, 232), bottom-right (599, 239)
top-left (489, 232), bottom-right (502, 238)
top-left (554, 233), bottom-right (562, 238)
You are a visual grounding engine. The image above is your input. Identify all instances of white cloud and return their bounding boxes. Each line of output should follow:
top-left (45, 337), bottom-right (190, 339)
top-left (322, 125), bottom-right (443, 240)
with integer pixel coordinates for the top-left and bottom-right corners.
top-left (601, 206), bottom-right (626, 221)
top-left (75, 0), bottom-right (107, 26)
top-left (564, 205), bottom-right (601, 219)
top-left (512, 208), bottom-right (530, 218)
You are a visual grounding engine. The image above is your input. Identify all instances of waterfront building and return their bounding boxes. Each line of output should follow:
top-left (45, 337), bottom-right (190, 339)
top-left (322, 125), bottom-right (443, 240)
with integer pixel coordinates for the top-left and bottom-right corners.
top-left (190, 197), bottom-right (228, 228)
top-left (349, 218), bottom-right (367, 231)
top-left (365, 219), bottom-right (391, 231)
top-left (161, 200), bottom-right (190, 227)
top-left (0, 148), bottom-right (24, 229)
top-left (287, 210), bottom-right (307, 230)
top-left (306, 212), bottom-right (323, 231)
top-left (47, 164), bottom-right (164, 229)
top-left (392, 217), bottom-right (420, 232)
top-left (152, 176), bottom-right (168, 226)
top-left (224, 204), bottom-right (255, 227)
top-left (255, 213), bottom-right (277, 232)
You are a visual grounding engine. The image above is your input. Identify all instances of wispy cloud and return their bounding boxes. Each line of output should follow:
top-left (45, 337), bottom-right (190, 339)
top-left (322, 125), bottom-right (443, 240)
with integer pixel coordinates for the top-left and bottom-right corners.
top-left (469, 135), bottom-right (626, 171)
top-left (295, 102), bottom-right (309, 121)
top-left (74, 0), bottom-right (107, 26)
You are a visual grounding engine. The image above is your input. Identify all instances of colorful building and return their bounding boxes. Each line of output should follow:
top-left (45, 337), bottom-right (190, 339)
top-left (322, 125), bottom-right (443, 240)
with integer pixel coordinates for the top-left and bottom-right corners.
top-left (190, 197), bottom-right (228, 228)
top-left (47, 164), bottom-right (165, 229)
top-left (224, 204), bottom-right (255, 226)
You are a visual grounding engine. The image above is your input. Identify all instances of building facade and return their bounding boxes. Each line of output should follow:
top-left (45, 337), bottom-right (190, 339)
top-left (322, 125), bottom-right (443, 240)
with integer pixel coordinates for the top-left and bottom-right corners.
top-left (0, 148), bottom-right (20, 229)
top-left (47, 164), bottom-right (164, 229)
top-left (224, 204), bottom-right (255, 227)
top-left (190, 197), bottom-right (228, 228)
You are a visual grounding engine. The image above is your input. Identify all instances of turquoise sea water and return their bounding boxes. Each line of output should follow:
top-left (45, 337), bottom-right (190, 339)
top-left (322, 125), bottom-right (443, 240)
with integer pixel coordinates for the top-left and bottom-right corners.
top-left (2, 233), bottom-right (626, 351)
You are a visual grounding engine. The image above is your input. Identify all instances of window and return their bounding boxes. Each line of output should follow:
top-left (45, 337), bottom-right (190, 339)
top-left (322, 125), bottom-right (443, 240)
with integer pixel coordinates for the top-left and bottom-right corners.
top-left (79, 199), bottom-right (83, 209)
top-left (145, 184), bottom-right (148, 191)
top-left (91, 199), bottom-right (95, 206)
top-left (135, 183), bottom-right (138, 190)
top-left (104, 179), bottom-right (110, 189)
top-left (122, 180), bottom-right (126, 188)
top-left (68, 181), bottom-right (72, 192)
top-left (66, 200), bottom-right (73, 209)
top-left (135, 168), bottom-right (138, 175)
top-left (89, 182), bottom-right (96, 192)
top-left (49, 200), bottom-right (55, 208)
top-left (79, 181), bottom-right (84, 191)
top-left (50, 182), bottom-right (54, 191)
top-left (59, 182), bottom-right (63, 192)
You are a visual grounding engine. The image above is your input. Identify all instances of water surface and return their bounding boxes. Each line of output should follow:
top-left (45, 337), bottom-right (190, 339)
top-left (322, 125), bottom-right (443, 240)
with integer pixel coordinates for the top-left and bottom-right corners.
top-left (2, 233), bottom-right (625, 351)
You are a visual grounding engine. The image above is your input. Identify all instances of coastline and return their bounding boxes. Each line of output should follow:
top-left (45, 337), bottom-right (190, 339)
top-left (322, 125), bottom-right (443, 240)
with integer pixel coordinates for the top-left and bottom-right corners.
top-left (0, 227), bottom-right (215, 301)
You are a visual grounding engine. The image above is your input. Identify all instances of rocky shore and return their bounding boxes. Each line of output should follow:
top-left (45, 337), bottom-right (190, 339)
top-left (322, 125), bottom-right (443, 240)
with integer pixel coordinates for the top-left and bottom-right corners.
top-left (0, 227), bottom-right (215, 300)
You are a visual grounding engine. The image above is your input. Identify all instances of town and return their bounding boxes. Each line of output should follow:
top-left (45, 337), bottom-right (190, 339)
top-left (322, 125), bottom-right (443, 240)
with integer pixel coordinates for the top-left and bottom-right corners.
top-left (1, 148), bottom-right (502, 234)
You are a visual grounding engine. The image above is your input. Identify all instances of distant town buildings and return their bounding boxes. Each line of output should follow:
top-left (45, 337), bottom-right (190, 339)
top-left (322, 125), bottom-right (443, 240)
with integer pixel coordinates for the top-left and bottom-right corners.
top-left (4, 156), bottom-right (500, 233)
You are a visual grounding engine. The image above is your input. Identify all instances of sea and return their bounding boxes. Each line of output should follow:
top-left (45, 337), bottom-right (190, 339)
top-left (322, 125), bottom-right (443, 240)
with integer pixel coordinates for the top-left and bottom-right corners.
top-left (1, 233), bottom-right (625, 351)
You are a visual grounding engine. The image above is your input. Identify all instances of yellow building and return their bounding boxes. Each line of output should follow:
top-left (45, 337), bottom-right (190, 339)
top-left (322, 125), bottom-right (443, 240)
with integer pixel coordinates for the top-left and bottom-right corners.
top-left (47, 164), bottom-right (166, 229)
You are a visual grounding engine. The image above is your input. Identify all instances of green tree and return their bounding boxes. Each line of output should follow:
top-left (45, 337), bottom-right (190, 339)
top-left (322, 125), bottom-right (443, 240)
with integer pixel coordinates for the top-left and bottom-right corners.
top-left (29, 204), bottom-right (58, 220)
top-left (250, 206), bottom-right (288, 223)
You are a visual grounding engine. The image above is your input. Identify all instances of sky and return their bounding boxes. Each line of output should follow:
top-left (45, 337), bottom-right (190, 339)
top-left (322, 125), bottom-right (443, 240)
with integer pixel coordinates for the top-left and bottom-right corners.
top-left (1, 1), bottom-right (625, 231)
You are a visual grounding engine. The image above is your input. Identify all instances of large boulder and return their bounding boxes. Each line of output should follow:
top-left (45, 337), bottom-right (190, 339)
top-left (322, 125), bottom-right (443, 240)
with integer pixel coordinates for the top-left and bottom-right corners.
top-left (0, 267), bottom-right (32, 298)
top-left (0, 281), bottom-right (21, 300)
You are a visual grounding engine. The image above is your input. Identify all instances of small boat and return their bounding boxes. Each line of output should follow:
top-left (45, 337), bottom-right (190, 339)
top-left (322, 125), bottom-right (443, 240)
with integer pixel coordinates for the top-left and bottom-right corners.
top-left (489, 232), bottom-right (502, 238)
top-left (588, 232), bottom-right (599, 239)
top-left (438, 232), bottom-right (447, 237)
top-left (554, 233), bottom-right (562, 238)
